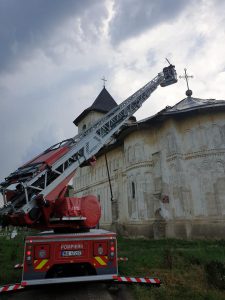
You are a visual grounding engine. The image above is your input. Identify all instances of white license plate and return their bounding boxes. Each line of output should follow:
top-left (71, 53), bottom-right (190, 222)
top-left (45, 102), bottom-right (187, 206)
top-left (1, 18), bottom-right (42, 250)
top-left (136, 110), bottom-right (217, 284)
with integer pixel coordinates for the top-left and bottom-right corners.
top-left (61, 250), bottom-right (82, 257)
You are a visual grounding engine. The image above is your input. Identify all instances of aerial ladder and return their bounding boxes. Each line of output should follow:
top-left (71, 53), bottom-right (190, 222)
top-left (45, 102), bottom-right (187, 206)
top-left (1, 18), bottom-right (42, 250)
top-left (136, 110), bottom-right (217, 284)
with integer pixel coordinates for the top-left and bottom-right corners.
top-left (0, 63), bottom-right (177, 231)
top-left (0, 63), bottom-right (177, 290)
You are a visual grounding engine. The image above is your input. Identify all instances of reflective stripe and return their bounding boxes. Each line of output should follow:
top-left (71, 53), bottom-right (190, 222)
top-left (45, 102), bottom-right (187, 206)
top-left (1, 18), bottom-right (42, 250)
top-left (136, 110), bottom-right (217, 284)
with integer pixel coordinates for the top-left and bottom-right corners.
top-left (14, 263), bottom-right (23, 269)
top-left (113, 275), bottom-right (161, 285)
top-left (35, 259), bottom-right (48, 270)
top-left (0, 283), bottom-right (24, 293)
top-left (95, 257), bottom-right (107, 266)
top-left (117, 257), bottom-right (128, 261)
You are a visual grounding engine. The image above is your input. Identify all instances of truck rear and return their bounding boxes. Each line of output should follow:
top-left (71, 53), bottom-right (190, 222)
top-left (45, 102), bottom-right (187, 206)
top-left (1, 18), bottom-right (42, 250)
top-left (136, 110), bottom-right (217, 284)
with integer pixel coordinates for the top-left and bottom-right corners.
top-left (22, 229), bottom-right (117, 286)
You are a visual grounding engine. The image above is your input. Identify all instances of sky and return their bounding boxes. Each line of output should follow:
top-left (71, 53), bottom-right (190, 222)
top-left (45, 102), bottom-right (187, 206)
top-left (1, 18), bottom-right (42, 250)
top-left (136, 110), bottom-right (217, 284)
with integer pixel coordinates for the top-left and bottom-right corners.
top-left (1, 0), bottom-right (225, 203)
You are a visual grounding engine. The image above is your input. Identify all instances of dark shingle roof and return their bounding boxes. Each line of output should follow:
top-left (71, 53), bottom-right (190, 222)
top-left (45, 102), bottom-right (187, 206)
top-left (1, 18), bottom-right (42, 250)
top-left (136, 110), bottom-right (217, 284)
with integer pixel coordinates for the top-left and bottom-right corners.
top-left (162, 96), bottom-right (225, 114)
top-left (73, 87), bottom-right (118, 126)
top-left (139, 95), bottom-right (225, 124)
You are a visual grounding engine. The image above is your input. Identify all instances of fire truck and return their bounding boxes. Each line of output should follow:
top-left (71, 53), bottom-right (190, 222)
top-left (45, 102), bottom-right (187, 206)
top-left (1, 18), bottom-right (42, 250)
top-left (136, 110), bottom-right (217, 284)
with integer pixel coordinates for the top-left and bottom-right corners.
top-left (0, 63), bottom-right (177, 289)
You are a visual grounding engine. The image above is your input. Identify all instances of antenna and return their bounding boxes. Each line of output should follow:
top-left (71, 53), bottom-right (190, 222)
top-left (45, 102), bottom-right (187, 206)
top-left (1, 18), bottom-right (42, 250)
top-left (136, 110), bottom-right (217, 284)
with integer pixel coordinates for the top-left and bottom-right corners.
top-left (165, 58), bottom-right (171, 65)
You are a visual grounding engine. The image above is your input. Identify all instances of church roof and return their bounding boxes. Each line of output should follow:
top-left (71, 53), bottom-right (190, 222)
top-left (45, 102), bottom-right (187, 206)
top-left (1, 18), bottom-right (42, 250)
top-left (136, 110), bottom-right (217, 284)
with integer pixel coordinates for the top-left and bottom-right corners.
top-left (140, 94), bottom-right (225, 124)
top-left (92, 92), bottom-right (225, 156)
top-left (162, 95), bottom-right (225, 115)
top-left (73, 87), bottom-right (118, 126)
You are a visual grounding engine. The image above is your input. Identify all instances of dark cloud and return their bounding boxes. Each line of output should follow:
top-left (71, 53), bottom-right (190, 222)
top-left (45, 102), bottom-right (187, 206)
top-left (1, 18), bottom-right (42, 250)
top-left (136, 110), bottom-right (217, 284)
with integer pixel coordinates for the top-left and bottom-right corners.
top-left (0, 60), bottom-right (108, 183)
top-left (0, 0), bottom-right (107, 73)
top-left (109, 0), bottom-right (191, 44)
top-left (21, 125), bottom-right (61, 164)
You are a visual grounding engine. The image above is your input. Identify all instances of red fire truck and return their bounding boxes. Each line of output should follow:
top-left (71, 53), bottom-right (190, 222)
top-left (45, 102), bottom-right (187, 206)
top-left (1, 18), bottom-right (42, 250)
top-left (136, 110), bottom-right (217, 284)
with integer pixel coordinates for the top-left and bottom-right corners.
top-left (22, 229), bottom-right (117, 286)
top-left (0, 63), bottom-right (177, 290)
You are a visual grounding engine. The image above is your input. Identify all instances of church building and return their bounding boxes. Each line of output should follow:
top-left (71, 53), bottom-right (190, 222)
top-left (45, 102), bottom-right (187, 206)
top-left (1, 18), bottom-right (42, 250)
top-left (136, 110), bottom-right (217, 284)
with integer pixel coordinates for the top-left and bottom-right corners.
top-left (73, 85), bottom-right (225, 239)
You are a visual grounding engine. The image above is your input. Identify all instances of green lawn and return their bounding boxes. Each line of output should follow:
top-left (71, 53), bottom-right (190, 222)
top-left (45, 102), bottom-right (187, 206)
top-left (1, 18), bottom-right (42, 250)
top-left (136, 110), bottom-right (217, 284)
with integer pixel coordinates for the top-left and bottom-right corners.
top-left (0, 233), bottom-right (25, 285)
top-left (117, 237), bottom-right (225, 300)
top-left (0, 234), bottom-right (225, 299)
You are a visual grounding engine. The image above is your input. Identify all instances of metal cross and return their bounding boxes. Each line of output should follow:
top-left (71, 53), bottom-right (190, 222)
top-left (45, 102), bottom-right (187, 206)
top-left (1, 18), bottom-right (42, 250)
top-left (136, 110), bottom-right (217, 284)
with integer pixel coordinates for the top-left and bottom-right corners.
top-left (101, 76), bottom-right (107, 88)
top-left (179, 68), bottom-right (193, 90)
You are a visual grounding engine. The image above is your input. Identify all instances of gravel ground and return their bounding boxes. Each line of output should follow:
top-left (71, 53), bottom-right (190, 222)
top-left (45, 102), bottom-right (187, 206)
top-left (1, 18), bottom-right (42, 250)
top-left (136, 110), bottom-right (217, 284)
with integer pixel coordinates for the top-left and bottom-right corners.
top-left (1, 282), bottom-right (134, 300)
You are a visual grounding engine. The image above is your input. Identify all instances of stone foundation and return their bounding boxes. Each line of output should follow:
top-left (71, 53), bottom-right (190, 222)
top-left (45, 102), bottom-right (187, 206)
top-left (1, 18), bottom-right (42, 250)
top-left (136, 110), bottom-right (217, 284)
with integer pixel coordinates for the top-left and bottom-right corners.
top-left (101, 218), bottom-right (225, 239)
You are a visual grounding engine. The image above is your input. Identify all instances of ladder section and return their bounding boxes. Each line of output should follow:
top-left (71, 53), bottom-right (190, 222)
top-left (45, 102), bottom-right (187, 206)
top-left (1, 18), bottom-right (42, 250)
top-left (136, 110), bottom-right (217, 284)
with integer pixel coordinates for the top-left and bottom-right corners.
top-left (19, 72), bottom-right (164, 205)
top-left (0, 65), bottom-right (177, 217)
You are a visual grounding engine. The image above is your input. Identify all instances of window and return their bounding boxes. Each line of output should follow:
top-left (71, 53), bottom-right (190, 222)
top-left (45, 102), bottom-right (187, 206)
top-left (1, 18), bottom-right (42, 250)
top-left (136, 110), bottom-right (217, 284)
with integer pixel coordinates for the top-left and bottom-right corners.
top-left (82, 124), bottom-right (86, 131)
top-left (131, 182), bottom-right (135, 199)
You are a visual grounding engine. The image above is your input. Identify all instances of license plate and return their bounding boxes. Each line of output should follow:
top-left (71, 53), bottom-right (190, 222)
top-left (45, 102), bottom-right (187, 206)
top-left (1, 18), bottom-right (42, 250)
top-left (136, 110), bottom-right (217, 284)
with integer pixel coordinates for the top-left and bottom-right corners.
top-left (61, 250), bottom-right (82, 257)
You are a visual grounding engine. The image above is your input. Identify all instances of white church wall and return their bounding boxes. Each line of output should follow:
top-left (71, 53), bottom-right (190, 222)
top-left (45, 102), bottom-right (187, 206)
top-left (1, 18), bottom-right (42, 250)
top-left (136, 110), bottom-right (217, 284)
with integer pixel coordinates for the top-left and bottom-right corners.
top-left (73, 145), bottom-right (125, 227)
top-left (154, 112), bottom-right (225, 238)
top-left (73, 109), bottom-right (225, 238)
top-left (78, 111), bottom-right (105, 133)
top-left (123, 130), bottom-right (156, 223)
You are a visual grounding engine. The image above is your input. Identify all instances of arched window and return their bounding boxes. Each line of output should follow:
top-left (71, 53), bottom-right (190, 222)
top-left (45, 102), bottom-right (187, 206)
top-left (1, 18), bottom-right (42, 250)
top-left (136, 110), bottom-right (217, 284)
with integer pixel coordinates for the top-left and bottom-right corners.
top-left (82, 124), bottom-right (86, 131)
top-left (131, 182), bottom-right (135, 199)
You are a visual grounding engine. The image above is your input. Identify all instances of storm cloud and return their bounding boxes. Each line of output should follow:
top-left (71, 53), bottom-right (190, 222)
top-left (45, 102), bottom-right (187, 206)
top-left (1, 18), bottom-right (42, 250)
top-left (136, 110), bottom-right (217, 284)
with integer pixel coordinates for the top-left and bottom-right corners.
top-left (0, 0), bottom-right (107, 73)
top-left (109, 0), bottom-right (191, 44)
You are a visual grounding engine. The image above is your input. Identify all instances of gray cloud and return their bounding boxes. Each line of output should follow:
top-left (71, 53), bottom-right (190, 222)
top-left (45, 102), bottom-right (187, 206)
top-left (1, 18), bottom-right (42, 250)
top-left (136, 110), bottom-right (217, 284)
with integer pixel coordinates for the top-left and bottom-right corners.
top-left (21, 125), bottom-right (61, 163)
top-left (0, 61), bottom-right (109, 183)
top-left (0, 0), bottom-right (110, 183)
top-left (0, 0), bottom-right (107, 73)
top-left (109, 0), bottom-right (191, 44)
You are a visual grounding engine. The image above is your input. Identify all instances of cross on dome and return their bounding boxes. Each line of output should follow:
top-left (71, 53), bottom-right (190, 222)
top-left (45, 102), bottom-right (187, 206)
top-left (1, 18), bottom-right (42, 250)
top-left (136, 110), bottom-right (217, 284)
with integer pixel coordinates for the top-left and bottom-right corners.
top-left (179, 68), bottom-right (194, 97)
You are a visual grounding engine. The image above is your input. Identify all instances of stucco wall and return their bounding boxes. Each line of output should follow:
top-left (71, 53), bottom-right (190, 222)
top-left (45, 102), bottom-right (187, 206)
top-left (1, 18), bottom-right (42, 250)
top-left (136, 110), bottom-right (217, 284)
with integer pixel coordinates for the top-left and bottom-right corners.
top-left (73, 110), bottom-right (225, 239)
top-left (78, 111), bottom-right (105, 133)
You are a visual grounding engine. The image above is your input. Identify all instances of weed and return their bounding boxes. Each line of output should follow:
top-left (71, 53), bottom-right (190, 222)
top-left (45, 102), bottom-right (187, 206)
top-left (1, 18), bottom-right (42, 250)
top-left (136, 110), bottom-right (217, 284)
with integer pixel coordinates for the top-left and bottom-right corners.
top-left (205, 261), bottom-right (225, 290)
top-left (162, 248), bottom-right (173, 269)
top-left (117, 237), bottom-right (225, 299)
top-left (10, 248), bottom-right (17, 261)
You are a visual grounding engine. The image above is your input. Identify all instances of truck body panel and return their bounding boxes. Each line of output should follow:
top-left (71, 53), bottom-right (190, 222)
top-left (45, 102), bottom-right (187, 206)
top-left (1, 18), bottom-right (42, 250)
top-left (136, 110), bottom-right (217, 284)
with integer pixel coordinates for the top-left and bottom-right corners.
top-left (22, 229), bottom-right (117, 285)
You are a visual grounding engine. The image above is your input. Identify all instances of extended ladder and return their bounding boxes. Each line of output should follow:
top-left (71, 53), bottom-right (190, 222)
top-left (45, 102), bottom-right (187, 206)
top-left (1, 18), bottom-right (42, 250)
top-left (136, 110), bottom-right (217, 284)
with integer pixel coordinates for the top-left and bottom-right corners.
top-left (0, 64), bottom-right (177, 220)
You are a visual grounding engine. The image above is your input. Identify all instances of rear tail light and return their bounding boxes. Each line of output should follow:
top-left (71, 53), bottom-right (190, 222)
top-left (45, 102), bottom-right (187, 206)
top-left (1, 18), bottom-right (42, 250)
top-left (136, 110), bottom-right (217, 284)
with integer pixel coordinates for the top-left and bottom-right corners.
top-left (25, 245), bottom-right (33, 264)
top-left (109, 240), bottom-right (116, 260)
top-left (26, 256), bottom-right (32, 263)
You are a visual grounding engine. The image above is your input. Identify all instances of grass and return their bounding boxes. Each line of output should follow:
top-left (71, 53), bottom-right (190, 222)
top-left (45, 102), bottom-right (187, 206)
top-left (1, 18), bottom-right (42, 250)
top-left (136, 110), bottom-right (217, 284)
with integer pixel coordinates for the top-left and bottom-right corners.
top-left (0, 233), bottom-right (26, 285)
top-left (117, 237), bottom-right (225, 300)
top-left (0, 233), bottom-right (225, 299)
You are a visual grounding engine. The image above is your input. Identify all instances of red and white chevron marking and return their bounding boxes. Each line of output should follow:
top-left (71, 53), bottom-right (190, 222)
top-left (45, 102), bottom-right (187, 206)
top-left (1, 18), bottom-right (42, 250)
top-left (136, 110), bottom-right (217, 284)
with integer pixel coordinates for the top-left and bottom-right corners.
top-left (113, 275), bottom-right (161, 285)
top-left (14, 263), bottom-right (23, 269)
top-left (0, 283), bottom-right (25, 293)
top-left (117, 257), bottom-right (128, 261)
